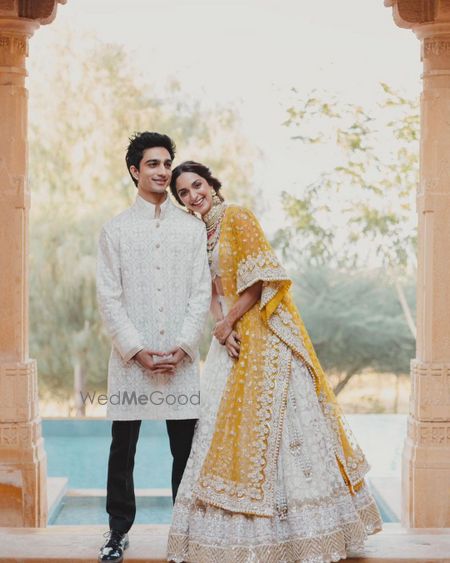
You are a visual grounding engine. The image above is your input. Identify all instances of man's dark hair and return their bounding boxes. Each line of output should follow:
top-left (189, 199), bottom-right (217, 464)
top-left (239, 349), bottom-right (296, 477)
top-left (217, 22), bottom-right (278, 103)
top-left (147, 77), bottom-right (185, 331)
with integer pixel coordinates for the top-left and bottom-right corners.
top-left (125, 132), bottom-right (176, 186)
top-left (170, 160), bottom-right (223, 206)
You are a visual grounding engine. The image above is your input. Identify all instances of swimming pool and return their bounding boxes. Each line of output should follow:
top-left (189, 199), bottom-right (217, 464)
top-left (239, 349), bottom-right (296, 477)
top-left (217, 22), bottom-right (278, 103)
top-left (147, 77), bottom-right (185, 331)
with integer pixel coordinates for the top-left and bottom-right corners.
top-left (51, 494), bottom-right (173, 525)
top-left (43, 415), bottom-right (406, 525)
top-left (43, 419), bottom-right (172, 489)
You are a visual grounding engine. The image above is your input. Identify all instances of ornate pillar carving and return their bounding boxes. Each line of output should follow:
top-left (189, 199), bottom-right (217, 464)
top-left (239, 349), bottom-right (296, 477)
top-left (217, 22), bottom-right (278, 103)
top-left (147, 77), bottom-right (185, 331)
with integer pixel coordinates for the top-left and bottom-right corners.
top-left (0, 0), bottom-right (66, 527)
top-left (386, 0), bottom-right (450, 528)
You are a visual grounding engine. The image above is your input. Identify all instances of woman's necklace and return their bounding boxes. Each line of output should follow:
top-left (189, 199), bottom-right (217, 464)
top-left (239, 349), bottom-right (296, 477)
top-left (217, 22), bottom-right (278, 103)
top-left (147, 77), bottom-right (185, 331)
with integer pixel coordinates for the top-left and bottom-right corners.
top-left (204, 202), bottom-right (227, 266)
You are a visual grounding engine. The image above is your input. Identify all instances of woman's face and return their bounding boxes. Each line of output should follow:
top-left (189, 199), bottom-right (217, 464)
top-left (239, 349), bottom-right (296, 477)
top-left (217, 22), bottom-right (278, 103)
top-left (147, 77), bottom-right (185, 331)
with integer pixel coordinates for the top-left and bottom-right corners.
top-left (175, 172), bottom-right (214, 216)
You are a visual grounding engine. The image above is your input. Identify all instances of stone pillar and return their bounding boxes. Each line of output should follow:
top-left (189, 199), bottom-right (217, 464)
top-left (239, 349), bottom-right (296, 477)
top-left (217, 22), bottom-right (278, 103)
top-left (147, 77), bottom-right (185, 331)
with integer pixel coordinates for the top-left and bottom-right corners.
top-left (0, 15), bottom-right (47, 527)
top-left (0, 0), bottom-right (66, 527)
top-left (385, 0), bottom-right (450, 528)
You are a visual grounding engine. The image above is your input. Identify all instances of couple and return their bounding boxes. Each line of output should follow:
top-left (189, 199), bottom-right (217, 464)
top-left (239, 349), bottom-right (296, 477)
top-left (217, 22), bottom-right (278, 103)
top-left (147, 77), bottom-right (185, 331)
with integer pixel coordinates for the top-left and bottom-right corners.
top-left (97, 131), bottom-right (382, 563)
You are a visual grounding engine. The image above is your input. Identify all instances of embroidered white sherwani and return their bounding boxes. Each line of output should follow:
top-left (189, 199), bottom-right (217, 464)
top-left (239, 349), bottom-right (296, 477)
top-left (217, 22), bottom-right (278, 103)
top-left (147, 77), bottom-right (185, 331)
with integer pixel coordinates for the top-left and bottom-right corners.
top-left (97, 195), bottom-right (211, 420)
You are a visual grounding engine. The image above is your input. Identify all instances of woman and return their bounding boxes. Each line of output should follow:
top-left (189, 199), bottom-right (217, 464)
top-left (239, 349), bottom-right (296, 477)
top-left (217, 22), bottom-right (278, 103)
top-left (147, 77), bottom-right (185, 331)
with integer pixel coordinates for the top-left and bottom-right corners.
top-left (167, 161), bottom-right (382, 563)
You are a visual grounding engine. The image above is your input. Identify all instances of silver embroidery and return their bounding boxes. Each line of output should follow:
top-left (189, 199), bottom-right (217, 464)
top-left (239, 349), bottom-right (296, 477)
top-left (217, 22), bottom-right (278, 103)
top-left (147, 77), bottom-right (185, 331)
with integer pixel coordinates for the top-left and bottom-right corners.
top-left (168, 348), bottom-right (382, 562)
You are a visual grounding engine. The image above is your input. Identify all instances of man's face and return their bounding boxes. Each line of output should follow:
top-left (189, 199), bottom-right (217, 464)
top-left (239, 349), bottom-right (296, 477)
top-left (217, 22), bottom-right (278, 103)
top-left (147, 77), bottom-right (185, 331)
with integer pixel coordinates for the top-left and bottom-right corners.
top-left (130, 147), bottom-right (173, 196)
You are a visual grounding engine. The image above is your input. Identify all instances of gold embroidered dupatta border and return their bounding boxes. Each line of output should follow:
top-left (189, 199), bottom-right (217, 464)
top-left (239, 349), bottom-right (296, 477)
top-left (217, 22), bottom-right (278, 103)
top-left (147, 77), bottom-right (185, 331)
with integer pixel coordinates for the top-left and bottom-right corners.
top-left (194, 206), bottom-right (369, 517)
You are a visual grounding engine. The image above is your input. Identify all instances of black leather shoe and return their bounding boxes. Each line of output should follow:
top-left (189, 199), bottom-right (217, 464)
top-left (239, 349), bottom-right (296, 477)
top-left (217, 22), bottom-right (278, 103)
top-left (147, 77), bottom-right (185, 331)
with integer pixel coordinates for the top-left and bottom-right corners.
top-left (98, 530), bottom-right (129, 562)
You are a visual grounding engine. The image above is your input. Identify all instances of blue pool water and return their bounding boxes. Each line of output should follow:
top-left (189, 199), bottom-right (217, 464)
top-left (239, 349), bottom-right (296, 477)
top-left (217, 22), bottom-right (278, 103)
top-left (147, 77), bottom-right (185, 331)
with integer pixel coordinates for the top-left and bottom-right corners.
top-left (43, 419), bottom-right (172, 489)
top-left (51, 495), bottom-right (173, 525)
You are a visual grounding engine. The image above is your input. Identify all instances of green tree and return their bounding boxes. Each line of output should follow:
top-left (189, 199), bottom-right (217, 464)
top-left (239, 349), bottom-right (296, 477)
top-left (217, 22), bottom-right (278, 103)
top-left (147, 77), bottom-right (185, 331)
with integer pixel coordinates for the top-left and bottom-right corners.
top-left (292, 266), bottom-right (415, 397)
top-left (277, 84), bottom-right (418, 339)
top-left (28, 31), bottom-right (258, 412)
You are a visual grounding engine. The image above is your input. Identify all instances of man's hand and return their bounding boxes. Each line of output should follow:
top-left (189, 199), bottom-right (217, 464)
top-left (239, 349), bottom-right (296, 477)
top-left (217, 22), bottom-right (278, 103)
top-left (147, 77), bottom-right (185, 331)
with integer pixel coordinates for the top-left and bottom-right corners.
top-left (164, 347), bottom-right (188, 366)
top-left (213, 318), bottom-right (233, 345)
top-left (225, 331), bottom-right (240, 359)
top-left (133, 349), bottom-right (175, 375)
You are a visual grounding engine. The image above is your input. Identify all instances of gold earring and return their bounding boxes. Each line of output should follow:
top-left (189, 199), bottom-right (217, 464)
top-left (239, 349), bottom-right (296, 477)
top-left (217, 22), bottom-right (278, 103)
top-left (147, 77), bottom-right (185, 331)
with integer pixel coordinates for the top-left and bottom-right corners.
top-left (212, 191), bottom-right (222, 205)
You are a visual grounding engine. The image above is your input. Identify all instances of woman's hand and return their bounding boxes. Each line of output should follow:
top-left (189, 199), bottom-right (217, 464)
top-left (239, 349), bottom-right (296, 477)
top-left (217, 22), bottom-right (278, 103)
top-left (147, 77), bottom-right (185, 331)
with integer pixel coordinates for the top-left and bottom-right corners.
top-left (213, 317), bottom-right (233, 344)
top-left (225, 331), bottom-right (241, 359)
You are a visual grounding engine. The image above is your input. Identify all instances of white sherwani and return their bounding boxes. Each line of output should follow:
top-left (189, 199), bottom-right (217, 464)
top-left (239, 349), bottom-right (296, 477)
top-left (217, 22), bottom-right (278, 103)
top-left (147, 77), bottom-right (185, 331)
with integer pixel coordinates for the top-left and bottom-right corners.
top-left (97, 195), bottom-right (211, 420)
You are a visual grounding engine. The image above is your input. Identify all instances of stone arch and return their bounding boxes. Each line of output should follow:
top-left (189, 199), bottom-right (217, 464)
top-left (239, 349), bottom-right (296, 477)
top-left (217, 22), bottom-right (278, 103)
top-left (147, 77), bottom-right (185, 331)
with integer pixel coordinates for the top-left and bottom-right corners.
top-left (0, 0), bottom-right (448, 528)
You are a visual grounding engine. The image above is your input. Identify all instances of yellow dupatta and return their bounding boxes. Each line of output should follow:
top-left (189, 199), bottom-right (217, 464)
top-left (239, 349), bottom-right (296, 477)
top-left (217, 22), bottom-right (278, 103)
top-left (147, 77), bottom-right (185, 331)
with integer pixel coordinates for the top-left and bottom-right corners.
top-left (194, 205), bottom-right (369, 517)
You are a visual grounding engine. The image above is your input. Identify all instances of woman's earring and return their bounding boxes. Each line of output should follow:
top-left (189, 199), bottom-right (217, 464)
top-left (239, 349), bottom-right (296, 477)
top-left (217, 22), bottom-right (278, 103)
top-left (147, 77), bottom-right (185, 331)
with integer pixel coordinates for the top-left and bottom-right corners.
top-left (212, 190), bottom-right (222, 205)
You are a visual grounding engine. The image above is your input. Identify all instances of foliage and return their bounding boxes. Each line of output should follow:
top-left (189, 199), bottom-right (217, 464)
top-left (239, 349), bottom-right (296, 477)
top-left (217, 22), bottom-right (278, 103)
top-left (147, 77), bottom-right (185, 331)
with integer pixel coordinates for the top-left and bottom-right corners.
top-left (274, 84), bottom-right (419, 393)
top-left (292, 266), bottom-right (415, 395)
top-left (276, 84), bottom-right (419, 274)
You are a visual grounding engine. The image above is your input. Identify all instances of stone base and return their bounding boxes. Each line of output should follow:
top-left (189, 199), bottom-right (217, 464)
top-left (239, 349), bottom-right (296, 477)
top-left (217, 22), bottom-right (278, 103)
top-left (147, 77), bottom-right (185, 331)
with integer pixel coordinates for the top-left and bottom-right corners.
top-left (0, 451), bottom-right (47, 527)
top-left (0, 359), bottom-right (48, 527)
top-left (402, 418), bottom-right (450, 527)
top-left (0, 417), bottom-right (47, 527)
top-left (0, 524), bottom-right (449, 562)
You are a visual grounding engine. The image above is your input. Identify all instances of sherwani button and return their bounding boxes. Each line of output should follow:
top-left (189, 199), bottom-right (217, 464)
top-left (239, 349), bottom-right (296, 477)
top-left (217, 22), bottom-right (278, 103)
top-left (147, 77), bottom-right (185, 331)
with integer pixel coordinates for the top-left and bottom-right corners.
top-left (156, 244), bottom-right (160, 249)
top-left (160, 329), bottom-right (165, 335)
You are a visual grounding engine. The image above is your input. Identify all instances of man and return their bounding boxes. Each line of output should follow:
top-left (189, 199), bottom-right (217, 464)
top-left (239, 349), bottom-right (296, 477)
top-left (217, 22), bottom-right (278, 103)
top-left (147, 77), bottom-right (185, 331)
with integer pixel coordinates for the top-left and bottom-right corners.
top-left (96, 132), bottom-right (211, 563)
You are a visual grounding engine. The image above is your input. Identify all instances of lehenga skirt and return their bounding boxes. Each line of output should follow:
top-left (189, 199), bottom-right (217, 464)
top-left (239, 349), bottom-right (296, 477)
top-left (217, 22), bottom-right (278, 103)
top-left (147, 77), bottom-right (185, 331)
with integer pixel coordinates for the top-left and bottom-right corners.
top-left (167, 337), bottom-right (382, 563)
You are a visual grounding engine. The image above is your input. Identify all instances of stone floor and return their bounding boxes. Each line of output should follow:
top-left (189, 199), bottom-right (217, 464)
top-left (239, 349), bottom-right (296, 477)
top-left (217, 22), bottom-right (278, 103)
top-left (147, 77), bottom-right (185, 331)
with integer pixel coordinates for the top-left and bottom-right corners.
top-left (0, 524), bottom-right (449, 562)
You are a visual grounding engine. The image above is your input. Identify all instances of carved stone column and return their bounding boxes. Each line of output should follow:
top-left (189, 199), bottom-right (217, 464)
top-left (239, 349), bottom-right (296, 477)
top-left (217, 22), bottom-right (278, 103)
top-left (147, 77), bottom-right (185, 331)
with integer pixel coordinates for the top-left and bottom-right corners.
top-left (385, 0), bottom-right (450, 528)
top-left (0, 0), bottom-right (66, 527)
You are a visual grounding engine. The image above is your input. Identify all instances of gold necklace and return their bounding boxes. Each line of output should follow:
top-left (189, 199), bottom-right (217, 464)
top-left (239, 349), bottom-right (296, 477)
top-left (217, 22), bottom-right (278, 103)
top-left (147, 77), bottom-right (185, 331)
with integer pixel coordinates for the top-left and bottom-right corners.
top-left (204, 202), bottom-right (227, 265)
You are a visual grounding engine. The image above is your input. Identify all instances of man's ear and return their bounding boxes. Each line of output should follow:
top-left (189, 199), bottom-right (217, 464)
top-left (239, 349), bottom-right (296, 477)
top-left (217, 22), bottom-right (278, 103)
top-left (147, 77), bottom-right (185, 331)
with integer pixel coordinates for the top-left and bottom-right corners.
top-left (130, 165), bottom-right (139, 182)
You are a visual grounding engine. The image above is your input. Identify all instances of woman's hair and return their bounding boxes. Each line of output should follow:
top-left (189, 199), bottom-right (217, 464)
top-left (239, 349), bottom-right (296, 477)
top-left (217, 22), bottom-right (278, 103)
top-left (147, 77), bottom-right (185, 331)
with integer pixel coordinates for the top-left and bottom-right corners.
top-left (170, 160), bottom-right (223, 206)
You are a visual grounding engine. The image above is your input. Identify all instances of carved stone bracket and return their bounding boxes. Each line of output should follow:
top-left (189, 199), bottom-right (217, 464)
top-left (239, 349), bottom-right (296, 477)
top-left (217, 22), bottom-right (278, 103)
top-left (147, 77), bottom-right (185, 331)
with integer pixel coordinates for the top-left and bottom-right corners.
top-left (0, 17), bottom-right (38, 79)
top-left (0, 1), bottom-right (67, 25)
top-left (423, 37), bottom-right (450, 58)
top-left (0, 419), bottom-right (43, 461)
top-left (410, 360), bottom-right (450, 421)
top-left (407, 416), bottom-right (450, 449)
top-left (19, 0), bottom-right (67, 25)
top-left (0, 360), bottom-right (38, 422)
top-left (385, 0), bottom-right (439, 29)
top-left (0, 31), bottom-right (27, 56)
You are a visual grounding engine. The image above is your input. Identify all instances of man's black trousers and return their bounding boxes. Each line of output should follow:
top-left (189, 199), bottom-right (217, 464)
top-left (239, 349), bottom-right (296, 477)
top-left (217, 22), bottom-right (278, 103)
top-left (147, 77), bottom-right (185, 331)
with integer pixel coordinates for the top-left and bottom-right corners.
top-left (106, 418), bottom-right (197, 533)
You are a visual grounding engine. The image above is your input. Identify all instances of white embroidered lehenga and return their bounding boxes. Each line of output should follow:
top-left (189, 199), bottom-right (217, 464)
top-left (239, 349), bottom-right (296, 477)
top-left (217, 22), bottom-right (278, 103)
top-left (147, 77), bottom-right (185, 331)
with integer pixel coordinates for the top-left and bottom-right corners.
top-left (167, 205), bottom-right (382, 563)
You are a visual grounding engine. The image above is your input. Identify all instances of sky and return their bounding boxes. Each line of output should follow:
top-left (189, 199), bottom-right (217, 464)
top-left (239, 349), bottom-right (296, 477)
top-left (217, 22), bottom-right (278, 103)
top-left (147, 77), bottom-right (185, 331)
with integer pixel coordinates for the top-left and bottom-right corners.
top-left (29, 0), bottom-right (421, 232)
